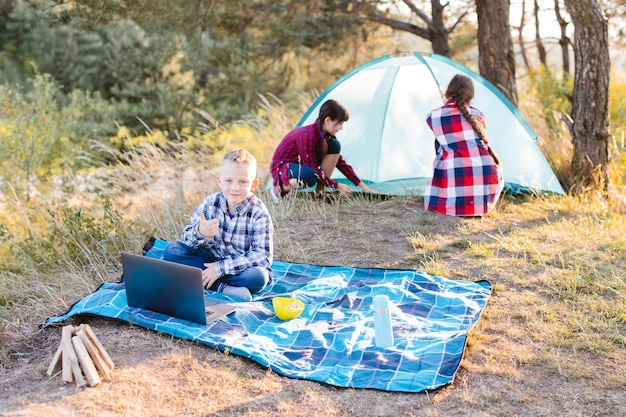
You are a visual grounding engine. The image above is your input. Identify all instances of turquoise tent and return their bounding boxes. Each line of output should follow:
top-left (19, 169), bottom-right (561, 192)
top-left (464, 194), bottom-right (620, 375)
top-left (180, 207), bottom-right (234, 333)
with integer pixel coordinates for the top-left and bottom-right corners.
top-left (278, 52), bottom-right (564, 196)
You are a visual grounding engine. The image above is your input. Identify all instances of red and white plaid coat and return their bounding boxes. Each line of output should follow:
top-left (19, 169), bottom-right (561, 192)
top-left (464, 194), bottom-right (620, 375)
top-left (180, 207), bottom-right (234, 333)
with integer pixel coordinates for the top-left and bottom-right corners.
top-left (424, 99), bottom-right (504, 217)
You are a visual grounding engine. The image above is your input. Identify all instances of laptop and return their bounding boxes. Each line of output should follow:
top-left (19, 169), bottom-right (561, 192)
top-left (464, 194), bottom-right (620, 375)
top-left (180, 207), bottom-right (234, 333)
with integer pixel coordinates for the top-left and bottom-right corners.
top-left (121, 251), bottom-right (237, 325)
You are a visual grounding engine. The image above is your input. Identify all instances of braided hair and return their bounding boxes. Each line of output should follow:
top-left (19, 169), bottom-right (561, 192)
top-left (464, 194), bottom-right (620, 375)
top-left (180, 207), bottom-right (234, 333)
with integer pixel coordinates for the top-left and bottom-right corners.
top-left (445, 75), bottom-right (501, 165)
top-left (445, 75), bottom-right (487, 144)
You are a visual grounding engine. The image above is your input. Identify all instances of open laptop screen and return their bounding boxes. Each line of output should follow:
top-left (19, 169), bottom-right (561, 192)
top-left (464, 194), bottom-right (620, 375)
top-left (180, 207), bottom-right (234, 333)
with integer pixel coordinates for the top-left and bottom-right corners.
top-left (121, 252), bottom-right (212, 325)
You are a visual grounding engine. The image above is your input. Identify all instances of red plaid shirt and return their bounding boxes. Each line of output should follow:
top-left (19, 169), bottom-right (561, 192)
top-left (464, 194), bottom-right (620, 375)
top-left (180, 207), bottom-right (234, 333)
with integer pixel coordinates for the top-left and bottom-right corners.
top-left (424, 99), bottom-right (503, 216)
top-left (270, 122), bottom-right (361, 189)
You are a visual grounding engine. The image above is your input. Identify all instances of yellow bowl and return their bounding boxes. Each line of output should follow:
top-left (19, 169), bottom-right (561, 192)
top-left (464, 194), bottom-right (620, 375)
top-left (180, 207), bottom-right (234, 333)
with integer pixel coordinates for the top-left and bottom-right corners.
top-left (272, 297), bottom-right (305, 320)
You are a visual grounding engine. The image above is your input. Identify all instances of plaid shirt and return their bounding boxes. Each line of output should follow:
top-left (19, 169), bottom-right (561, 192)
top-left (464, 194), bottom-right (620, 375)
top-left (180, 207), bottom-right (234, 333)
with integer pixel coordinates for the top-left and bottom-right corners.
top-left (424, 99), bottom-right (503, 216)
top-left (270, 122), bottom-right (361, 189)
top-left (179, 192), bottom-right (273, 280)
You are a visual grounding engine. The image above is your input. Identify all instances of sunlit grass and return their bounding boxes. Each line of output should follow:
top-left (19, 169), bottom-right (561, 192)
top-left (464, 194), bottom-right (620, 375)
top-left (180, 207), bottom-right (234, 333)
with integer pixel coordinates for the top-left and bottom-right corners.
top-left (1, 104), bottom-right (625, 401)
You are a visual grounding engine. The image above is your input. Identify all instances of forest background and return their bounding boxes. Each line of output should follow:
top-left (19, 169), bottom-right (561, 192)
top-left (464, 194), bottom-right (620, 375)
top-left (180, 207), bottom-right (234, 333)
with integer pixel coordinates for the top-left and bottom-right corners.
top-left (1, 0), bottom-right (625, 201)
top-left (1, 1), bottom-right (626, 415)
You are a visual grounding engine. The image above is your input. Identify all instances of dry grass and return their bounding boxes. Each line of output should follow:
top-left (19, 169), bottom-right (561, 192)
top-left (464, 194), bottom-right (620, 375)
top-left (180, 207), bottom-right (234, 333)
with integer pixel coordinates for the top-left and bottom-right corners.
top-left (1, 143), bottom-right (626, 416)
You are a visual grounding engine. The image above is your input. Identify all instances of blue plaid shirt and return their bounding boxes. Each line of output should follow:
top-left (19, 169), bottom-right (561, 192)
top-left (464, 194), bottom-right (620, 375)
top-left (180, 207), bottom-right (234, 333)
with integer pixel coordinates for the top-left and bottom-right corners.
top-left (179, 192), bottom-right (273, 281)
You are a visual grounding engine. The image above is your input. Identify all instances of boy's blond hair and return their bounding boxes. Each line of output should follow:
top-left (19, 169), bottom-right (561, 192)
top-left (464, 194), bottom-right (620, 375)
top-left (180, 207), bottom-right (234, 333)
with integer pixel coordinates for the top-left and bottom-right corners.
top-left (221, 148), bottom-right (257, 172)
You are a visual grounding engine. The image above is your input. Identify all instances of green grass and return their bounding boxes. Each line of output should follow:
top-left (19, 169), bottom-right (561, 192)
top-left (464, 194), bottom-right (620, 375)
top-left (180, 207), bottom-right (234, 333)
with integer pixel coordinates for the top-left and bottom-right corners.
top-left (0, 143), bottom-right (625, 417)
top-left (1, 139), bottom-right (626, 396)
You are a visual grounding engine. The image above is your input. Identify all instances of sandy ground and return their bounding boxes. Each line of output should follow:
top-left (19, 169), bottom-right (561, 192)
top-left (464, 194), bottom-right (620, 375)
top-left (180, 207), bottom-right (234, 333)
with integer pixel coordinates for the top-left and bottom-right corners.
top-left (1, 195), bottom-right (625, 416)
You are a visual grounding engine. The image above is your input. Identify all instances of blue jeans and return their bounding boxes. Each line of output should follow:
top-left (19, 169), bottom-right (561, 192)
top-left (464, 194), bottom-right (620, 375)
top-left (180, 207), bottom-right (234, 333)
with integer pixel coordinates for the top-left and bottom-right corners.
top-left (285, 137), bottom-right (341, 188)
top-left (286, 163), bottom-right (318, 188)
top-left (162, 241), bottom-right (269, 293)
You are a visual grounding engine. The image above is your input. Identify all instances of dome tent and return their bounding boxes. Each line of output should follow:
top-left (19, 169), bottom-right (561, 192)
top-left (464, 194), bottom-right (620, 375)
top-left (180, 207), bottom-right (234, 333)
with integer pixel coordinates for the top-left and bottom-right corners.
top-left (271, 52), bottom-right (564, 196)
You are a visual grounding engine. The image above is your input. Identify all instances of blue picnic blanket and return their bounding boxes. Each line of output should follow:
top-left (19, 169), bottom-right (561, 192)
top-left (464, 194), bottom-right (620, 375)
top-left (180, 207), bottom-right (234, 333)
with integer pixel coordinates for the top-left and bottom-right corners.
top-left (43, 239), bottom-right (491, 393)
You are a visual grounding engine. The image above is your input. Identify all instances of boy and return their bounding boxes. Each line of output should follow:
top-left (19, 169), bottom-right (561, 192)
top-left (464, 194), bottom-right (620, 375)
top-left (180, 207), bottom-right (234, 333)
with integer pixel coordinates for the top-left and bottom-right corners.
top-left (163, 148), bottom-right (273, 301)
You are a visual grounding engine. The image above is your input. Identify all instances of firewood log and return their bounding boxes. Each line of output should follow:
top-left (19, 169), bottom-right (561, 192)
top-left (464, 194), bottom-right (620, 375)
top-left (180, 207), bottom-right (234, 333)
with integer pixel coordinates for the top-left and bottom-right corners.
top-left (72, 335), bottom-right (101, 387)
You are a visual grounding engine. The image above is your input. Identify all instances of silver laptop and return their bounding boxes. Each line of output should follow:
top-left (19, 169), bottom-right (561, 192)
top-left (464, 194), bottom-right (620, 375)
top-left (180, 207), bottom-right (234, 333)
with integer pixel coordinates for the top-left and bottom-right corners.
top-left (121, 251), bottom-right (237, 325)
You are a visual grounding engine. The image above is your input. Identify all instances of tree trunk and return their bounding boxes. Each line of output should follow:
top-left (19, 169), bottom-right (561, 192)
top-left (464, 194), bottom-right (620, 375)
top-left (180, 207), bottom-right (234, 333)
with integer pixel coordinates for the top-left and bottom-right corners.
top-left (534, 0), bottom-right (547, 66)
top-left (363, 0), bottom-right (472, 58)
top-left (516, 0), bottom-right (532, 71)
top-left (554, 0), bottom-right (571, 76)
top-left (475, 0), bottom-right (519, 107)
top-left (563, 0), bottom-right (610, 192)
top-left (428, 0), bottom-right (451, 57)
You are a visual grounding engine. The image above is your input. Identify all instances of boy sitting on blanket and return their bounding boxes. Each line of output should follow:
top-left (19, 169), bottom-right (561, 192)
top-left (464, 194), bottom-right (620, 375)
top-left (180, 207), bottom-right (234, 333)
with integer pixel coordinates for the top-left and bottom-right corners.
top-left (163, 148), bottom-right (274, 301)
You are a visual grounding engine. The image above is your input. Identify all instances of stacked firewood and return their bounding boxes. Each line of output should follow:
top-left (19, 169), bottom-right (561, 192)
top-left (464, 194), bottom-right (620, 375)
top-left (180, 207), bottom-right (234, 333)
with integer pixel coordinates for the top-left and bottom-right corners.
top-left (47, 324), bottom-right (115, 387)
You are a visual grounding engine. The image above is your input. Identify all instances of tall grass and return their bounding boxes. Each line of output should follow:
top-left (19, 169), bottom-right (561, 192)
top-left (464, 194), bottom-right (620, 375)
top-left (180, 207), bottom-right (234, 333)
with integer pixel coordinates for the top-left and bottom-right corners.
top-left (0, 97), bottom-right (299, 357)
top-left (1, 93), bottom-right (625, 392)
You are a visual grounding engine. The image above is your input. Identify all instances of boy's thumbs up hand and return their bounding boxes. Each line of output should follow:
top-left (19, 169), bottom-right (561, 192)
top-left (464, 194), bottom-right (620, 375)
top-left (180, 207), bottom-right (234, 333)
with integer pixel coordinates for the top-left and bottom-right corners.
top-left (198, 212), bottom-right (219, 238)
